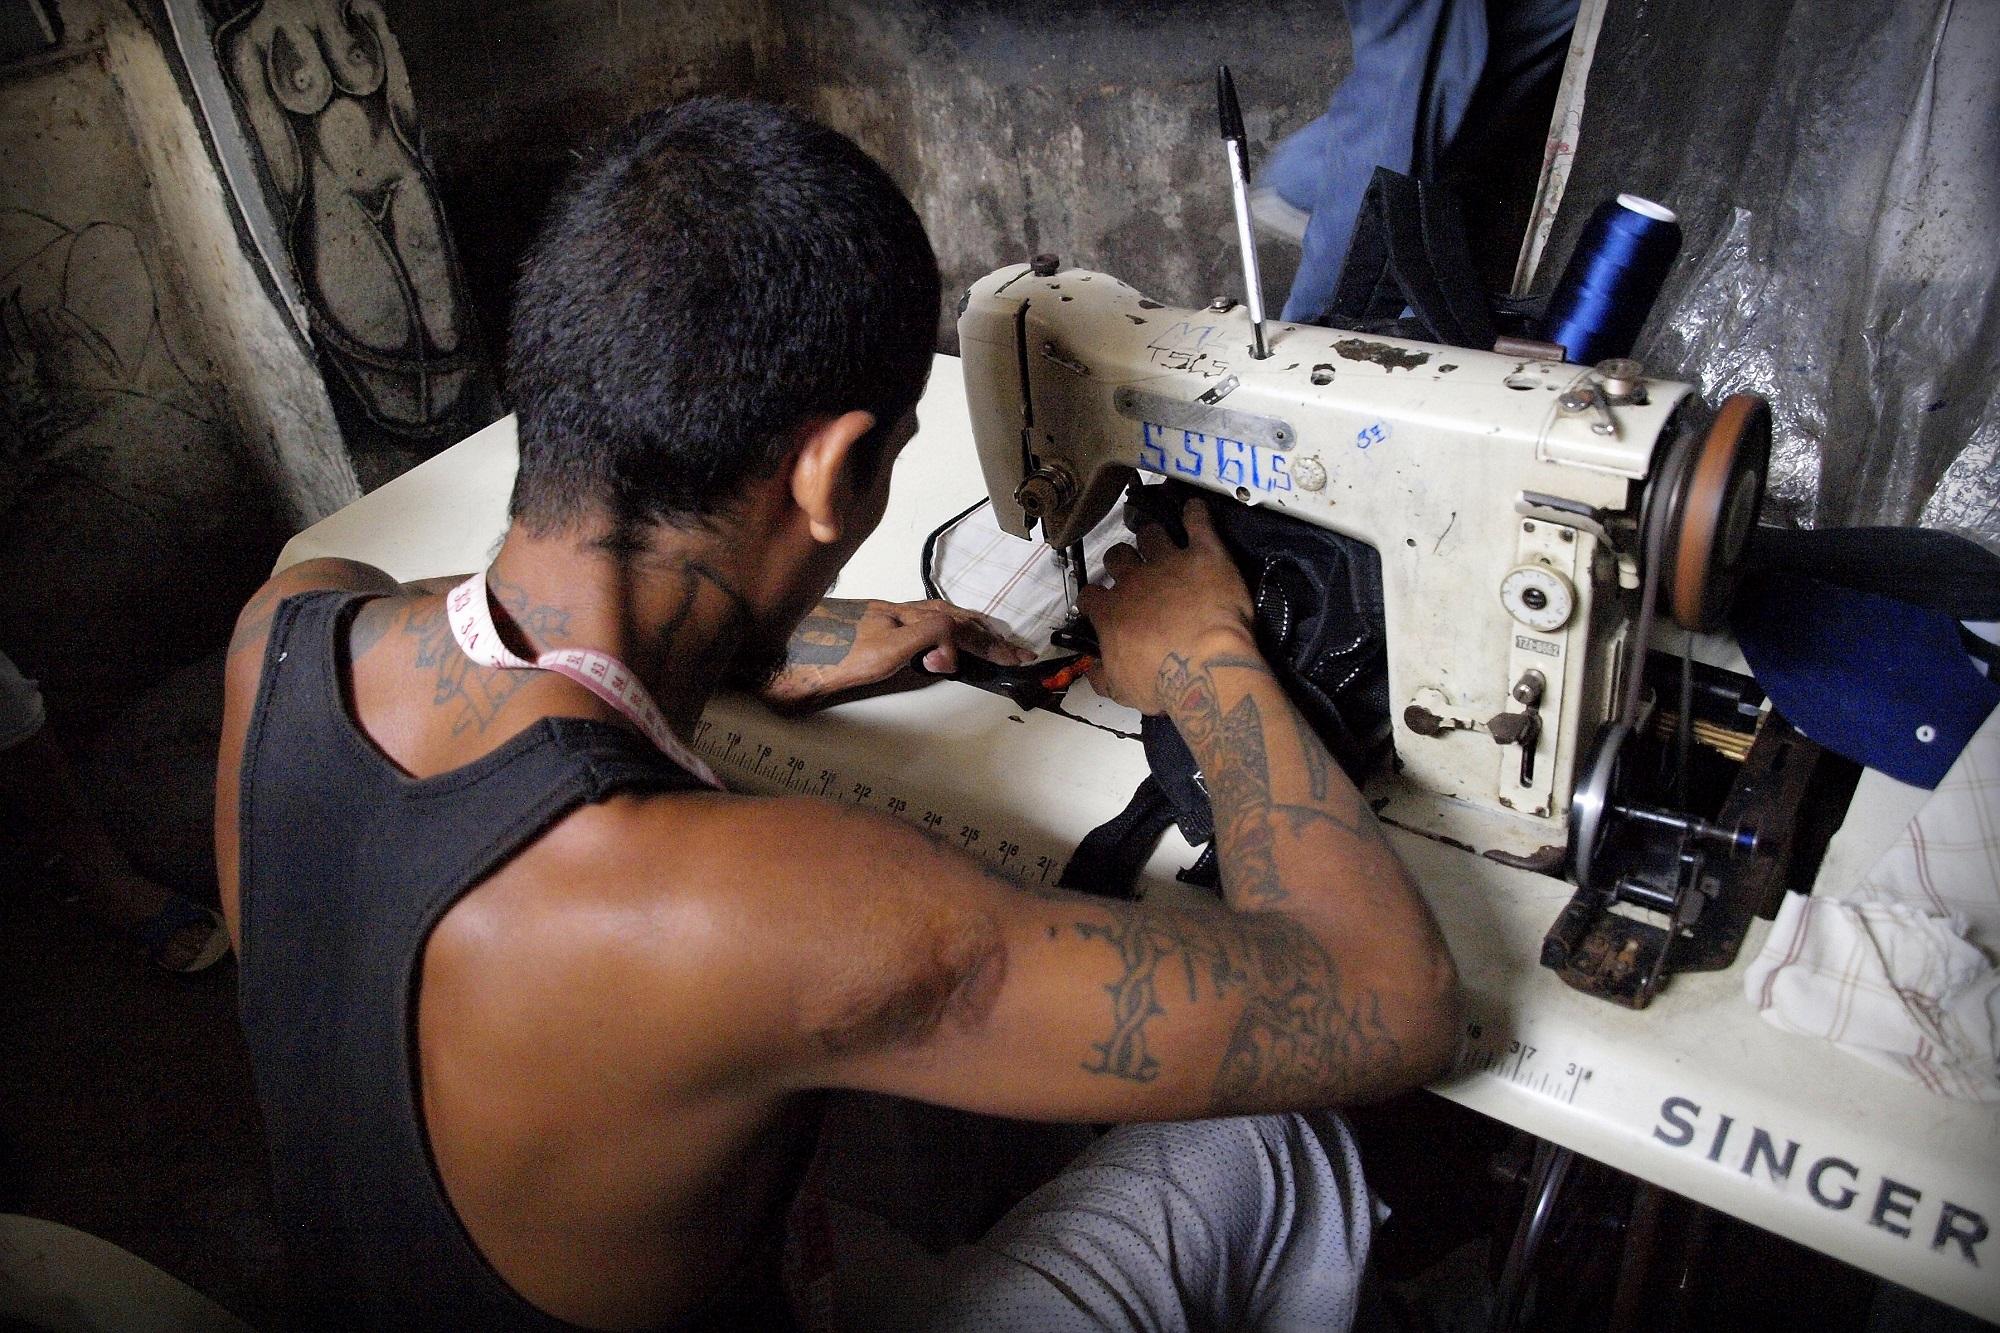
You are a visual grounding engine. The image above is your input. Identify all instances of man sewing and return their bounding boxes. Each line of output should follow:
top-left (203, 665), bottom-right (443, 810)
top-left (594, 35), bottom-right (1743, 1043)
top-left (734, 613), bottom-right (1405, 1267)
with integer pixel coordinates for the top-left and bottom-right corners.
top-left (217, 99), bottom-right (1460, 1330)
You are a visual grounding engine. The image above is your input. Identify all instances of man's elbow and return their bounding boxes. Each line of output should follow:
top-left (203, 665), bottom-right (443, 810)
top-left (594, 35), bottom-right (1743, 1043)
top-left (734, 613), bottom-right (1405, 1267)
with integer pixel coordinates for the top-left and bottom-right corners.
top-left (1396, 946), bottom-right (1464, 1087)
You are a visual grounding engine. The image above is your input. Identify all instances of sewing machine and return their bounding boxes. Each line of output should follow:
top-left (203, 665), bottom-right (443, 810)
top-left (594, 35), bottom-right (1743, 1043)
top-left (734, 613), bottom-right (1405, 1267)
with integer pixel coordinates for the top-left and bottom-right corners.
top-left (275, 359), bottom-right (1997, 1320)
top-left (960, 262), bottom-right (1771, 875)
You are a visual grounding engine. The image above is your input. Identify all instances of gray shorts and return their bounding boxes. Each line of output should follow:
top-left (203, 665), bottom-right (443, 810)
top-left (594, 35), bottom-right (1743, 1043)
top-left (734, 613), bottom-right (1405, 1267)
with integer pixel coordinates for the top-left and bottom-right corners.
top-left (812, 1110), bottom-right (1372, 1332)
top-left (0, 649), bottom-right (47, 751)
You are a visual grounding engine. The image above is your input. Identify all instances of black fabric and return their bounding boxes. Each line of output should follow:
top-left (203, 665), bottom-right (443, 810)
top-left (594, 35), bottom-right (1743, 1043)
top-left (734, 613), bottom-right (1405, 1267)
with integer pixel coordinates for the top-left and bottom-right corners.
top-left (235, 590), bottom-right (769, 1332)
top-left (1059, 484), bottom-right (1391, 896)
top-left (1056, 775), bottom-right (1179, 898)
top-left (1321, 167), bottom-right (1498, 350)
top-left (1743, 525), bottom-right (2000, 622)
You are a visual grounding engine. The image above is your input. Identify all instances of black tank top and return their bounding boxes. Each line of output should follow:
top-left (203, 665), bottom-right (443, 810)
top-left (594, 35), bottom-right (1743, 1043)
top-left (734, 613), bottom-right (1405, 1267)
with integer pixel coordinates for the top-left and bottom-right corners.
top-left (236, 589), bottom-right (758, 1330)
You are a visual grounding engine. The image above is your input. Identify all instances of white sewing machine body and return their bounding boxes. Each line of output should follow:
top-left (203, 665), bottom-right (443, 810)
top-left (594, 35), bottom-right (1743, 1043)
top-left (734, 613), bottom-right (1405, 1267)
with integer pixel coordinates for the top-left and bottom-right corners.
top-left (960, 263), bottom-right (1699, 863)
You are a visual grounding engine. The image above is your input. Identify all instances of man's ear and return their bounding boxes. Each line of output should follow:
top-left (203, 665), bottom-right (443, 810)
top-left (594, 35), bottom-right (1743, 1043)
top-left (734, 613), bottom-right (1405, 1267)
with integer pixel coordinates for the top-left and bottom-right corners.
top-left (789, 409), bottom-right (877, 545)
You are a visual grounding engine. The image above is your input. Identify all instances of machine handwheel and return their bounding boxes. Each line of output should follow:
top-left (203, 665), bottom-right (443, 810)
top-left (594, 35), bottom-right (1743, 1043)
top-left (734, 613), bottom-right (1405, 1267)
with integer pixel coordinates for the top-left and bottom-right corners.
top-left (1568, 721), bottom-right (1632, 889)
top-left (1665, 392), bottom-right (1771, 632)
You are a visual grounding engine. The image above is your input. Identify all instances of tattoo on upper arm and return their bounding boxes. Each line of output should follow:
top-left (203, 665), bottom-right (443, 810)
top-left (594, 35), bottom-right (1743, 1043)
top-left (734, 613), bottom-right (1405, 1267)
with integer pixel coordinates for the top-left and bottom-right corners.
top-left (786, 599), bottom-right (866, 667)
top-left (1074, 909), bottom-right (1248, 1082)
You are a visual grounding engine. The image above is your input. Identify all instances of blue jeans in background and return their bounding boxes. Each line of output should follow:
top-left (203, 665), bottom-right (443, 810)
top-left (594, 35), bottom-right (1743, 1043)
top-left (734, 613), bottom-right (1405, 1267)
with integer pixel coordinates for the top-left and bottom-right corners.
top-left (1262, 0), bottom-right (1580, 323)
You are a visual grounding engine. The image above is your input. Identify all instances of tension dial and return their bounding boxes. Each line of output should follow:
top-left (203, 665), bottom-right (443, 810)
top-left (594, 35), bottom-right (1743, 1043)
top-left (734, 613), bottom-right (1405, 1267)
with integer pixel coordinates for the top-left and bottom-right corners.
top-left (1499, 564), bottom-right (1576, 633)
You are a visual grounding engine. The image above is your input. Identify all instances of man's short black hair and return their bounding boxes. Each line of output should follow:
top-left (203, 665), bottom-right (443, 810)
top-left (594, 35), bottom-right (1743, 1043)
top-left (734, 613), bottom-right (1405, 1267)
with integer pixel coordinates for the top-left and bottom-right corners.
top-left (507, 98), bottom-right (941, 533)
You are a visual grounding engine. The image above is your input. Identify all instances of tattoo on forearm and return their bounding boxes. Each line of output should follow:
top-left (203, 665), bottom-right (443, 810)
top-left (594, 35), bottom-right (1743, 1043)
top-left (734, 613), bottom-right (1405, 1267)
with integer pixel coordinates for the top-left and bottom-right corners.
top-left (1203, 652), bottom-right (1276, 677)
top-left (786, 599), bottom-right (866, 667)
top-left (1075, 651), bottom-right (1403, 1104)
top-left (1072, 904), bottom-right (1401, 1106)
top-left (1162, 653), bottom-right (1286, 906)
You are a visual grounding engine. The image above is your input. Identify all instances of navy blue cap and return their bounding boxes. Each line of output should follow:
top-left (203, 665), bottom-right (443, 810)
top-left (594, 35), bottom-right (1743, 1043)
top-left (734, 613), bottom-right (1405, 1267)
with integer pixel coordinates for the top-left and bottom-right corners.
top-left (1732, 572), bottom-right (1998, 789)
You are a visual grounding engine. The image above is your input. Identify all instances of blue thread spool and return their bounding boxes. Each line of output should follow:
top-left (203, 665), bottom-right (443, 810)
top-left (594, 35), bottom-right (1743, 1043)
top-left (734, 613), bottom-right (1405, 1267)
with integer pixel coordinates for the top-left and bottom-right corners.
top-left (1541, 194), bottom-right (1682, 365)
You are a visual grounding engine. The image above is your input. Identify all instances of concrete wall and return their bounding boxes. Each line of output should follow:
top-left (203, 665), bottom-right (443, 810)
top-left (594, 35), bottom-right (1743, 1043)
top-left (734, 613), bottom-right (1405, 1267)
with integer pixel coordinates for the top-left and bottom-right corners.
top-left (396, 0), bottom-right (776, 349)
top-left (397, 0), bottom-right (1342, 355)
top-left (770, 0), bottom-right (1335, 348)
top-left (0, 8), bottom-right (306, 731)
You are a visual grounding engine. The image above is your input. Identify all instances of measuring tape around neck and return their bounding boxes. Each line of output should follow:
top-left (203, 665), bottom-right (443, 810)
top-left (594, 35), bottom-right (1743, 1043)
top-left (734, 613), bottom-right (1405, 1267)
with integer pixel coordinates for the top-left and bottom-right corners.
top-left (445, 572), bottom-right (723, 790)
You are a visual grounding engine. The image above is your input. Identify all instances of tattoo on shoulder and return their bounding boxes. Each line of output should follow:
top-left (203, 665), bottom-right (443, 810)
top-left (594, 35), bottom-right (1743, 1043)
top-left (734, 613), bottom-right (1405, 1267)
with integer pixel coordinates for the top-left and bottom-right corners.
top-left (348, 599), bottom-right (399, 659)
top-left (226, 584), bottom-right (287, 658)
top-left (402, 580), bottom-right (572, 735)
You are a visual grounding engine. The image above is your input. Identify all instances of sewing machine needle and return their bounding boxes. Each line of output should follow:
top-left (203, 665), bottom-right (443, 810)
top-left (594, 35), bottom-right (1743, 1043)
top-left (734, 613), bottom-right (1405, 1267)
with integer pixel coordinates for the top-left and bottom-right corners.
top-left (1217, 65), bottom-right (1270, 360)
top-left (1063, 540), bottom-right (1088, 614)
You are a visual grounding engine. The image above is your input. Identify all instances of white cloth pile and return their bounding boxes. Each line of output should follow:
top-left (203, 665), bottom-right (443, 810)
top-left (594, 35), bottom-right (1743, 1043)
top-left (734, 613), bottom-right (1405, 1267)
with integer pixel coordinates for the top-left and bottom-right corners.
top-left (1744, 707), bottom-right (2000, 1100)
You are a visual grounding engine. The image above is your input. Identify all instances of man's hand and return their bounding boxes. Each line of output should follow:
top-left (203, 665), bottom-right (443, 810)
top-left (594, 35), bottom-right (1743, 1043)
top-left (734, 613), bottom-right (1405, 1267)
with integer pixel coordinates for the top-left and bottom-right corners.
top-left (1079, 500), bottom-right (1258, 713)
top-left (761, 597), bottom-right (1033, 707)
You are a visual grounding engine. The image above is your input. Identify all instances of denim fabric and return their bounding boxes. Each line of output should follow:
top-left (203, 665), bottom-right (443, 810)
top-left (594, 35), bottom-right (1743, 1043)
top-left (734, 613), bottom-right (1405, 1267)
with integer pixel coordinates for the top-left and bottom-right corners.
top-left (1265, 0), bottom-right (1579, 323)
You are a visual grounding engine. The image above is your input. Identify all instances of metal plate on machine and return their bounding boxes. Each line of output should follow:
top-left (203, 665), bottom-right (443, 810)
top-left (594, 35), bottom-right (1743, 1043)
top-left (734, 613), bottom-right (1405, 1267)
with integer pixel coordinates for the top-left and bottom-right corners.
top-left (1112, 384), bottom-right (1297, 452)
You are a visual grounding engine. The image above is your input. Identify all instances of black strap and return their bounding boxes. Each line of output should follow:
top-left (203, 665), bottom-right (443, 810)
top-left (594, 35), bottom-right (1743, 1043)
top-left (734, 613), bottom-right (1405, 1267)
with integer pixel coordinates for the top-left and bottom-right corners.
top-left (1744, 526), bottom-right (2000, 621)
top-left (1176, 843), bottom-right (1220, 891)
top-left (1322, 167), bottom-right (1497, 350)
top-left (1057, 776), bottom-right (1181, 900)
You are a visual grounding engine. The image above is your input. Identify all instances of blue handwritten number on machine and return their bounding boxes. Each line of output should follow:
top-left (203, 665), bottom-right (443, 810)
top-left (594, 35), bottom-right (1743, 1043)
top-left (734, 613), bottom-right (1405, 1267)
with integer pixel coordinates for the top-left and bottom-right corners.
top-left (1137, 422), bottom-right (1292, 494)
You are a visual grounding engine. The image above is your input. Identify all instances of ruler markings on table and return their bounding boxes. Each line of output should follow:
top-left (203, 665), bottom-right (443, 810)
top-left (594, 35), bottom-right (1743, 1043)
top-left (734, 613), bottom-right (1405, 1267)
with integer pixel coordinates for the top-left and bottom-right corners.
top-left (691, 717), bottom-right (1068, 886)
top-left (696, 719), bottom-right (1611, 1108)
top-left (1454, 1019), bottom-right (1597, 1105)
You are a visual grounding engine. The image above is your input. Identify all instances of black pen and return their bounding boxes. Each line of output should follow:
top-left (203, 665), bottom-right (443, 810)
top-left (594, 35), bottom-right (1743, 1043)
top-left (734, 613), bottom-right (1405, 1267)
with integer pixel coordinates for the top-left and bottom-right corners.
top-left (1216, 64), bottom-right (1271, 359)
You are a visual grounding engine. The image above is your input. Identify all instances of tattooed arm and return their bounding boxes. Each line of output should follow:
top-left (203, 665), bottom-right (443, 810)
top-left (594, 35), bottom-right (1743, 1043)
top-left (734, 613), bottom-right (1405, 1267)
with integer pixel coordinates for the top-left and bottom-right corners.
top-left (760, 597), bottom-right (1030, 707)
top-left (706, 501), bottom-right (1456, 1121)
top-left (1074, 499), bottom-right (1461, 1103)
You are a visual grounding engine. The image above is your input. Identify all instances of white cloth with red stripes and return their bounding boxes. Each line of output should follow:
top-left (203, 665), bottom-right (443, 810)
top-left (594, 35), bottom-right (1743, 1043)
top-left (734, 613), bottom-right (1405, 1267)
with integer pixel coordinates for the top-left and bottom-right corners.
top-left (927, 501), bottom-right (1133, 651)
top-left (1743, 705), bottom-right (2000, 1101)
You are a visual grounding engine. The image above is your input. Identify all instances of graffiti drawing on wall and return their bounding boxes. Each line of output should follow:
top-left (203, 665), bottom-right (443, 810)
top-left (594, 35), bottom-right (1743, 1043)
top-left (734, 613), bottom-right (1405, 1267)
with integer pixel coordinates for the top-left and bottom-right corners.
top-left (214, 0), bottom-right (491, 444)
top-left (0, 209), bottom-right (220, 518)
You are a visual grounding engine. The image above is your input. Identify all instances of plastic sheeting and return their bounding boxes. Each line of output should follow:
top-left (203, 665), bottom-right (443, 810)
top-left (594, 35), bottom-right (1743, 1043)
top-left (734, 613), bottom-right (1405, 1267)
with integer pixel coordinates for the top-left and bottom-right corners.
top-left (1536, 0), bottom-right (1999, 547)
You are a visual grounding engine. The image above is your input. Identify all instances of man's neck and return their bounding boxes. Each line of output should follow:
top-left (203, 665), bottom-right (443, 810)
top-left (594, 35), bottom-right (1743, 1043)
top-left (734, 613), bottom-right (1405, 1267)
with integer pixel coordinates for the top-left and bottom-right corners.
top-left (483, 521), bottom-right (764, 737)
